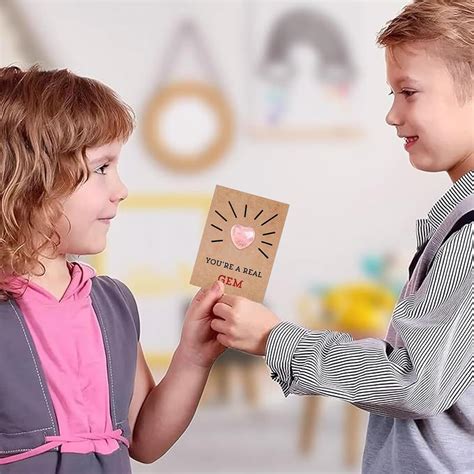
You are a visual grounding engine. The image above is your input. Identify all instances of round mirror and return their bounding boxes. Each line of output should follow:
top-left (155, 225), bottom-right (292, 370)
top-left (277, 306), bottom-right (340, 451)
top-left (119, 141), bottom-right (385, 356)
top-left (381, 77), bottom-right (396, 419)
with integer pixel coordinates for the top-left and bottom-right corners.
top-left (143, 81), bottom-right (234, 173)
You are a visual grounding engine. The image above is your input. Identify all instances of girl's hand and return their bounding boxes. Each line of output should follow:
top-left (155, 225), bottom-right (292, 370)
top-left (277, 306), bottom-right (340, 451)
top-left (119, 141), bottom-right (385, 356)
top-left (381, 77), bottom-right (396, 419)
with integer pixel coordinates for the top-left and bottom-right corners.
top-left (211, 295), bottom-right (281, 356)
top-left (179, 281), bottom-right (226, 369)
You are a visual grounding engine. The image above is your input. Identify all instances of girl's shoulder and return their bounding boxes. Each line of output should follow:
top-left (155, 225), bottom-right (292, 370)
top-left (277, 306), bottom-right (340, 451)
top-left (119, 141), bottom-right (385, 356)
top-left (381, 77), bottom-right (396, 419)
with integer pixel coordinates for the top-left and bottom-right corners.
top-left (90, 274), bottom-right (141, 338)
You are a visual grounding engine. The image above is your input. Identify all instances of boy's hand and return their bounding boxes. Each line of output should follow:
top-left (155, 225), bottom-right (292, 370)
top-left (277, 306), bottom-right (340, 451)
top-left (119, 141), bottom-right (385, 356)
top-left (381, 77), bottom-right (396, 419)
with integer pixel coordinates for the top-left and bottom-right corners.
top-left (179, 281), bottom-right (226, 369)
top-left (211, 295), bottom-right (281, 356)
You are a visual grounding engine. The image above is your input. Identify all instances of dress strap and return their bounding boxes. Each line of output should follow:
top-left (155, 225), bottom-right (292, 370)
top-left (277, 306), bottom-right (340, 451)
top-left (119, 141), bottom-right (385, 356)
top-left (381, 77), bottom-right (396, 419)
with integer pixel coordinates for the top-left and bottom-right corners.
top-left (0, 429), bottom-right (128, 465)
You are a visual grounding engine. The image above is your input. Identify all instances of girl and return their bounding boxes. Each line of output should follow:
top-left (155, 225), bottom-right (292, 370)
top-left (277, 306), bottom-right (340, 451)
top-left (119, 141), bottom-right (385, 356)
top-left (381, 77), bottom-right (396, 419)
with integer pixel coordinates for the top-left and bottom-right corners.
top-left (0, 65), bottom-right (225, 473)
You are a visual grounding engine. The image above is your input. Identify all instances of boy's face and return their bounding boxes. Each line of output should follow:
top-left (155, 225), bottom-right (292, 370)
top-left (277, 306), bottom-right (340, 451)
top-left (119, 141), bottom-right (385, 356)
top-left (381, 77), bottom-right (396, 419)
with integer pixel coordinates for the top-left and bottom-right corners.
top-left (59, 140), bottom-right (128, 255)
top-left (385, 43), bottom-right (473, 181)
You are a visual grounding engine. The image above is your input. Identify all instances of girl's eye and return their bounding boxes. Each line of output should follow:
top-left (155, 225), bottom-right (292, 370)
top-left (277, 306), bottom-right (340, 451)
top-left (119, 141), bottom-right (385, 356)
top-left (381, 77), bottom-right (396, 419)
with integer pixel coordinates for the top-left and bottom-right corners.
top-left (94, 164), bottom-right (110, 175)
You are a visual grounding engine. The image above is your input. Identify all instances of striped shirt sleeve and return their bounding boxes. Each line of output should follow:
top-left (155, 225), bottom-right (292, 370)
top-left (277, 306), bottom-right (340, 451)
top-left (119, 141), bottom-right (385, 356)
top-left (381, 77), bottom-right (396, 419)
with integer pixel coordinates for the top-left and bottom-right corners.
top-left (265, 223), bottom-right (473, 420)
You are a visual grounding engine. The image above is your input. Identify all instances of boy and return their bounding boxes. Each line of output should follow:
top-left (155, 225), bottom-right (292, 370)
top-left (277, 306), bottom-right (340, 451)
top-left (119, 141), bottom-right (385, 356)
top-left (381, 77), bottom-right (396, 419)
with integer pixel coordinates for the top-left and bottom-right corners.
top-left (210, 1), bottom-right (473, 472)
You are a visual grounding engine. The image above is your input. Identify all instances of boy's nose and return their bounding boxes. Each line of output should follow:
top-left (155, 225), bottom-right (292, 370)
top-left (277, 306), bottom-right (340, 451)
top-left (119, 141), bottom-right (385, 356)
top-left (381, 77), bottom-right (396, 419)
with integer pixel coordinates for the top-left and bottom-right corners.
top-left (385, 105), bottom-right (402, 127)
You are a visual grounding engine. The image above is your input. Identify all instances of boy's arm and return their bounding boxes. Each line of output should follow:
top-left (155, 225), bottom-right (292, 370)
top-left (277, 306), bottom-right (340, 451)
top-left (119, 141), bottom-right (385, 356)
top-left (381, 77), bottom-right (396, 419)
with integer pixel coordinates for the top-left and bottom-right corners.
top-left (265, 223), bottom-right (472, 419)
top-left (213, 223), bottom-right (472, 419)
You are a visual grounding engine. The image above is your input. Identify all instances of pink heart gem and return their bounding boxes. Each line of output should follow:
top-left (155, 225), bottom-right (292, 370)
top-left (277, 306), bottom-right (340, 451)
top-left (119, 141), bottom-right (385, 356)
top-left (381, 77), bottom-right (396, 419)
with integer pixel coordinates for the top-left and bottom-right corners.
top-left (231, 224), bottom-right (255, 250)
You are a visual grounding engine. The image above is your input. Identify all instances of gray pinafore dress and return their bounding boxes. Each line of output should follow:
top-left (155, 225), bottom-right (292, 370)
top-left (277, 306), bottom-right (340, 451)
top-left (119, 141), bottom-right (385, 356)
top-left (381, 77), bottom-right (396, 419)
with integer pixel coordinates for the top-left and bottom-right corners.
top-left (0, 276), bottom-right (139, 474)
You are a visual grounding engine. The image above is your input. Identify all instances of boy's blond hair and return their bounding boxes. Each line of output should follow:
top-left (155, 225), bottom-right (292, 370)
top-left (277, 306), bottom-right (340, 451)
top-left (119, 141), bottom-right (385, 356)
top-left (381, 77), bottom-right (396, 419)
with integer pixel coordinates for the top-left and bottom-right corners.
top-left (0, 66), bottom-right (134, 300)
top-left (376, 0), bottom-right (473, 104)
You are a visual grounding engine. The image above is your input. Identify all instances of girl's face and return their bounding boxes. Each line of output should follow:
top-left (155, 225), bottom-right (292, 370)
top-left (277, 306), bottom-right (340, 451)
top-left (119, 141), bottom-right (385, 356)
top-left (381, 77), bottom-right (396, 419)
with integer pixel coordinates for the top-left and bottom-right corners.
top-left (385, 44), bottom-right (473, 181)
top-left (58, 140), bottom-right (128, 255)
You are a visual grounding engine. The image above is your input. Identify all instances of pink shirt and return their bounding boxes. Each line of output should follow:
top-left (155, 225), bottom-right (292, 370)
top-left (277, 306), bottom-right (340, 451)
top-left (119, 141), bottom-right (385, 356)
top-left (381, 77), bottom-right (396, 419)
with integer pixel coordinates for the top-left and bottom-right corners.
top-left (14, 262), bottom-right (119, 455)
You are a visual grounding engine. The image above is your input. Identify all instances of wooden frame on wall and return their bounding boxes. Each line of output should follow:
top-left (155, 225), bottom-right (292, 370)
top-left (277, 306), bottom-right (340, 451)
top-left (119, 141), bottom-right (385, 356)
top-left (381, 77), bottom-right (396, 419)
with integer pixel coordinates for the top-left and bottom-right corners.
top-left (143, 81), bottom-right (234, 173)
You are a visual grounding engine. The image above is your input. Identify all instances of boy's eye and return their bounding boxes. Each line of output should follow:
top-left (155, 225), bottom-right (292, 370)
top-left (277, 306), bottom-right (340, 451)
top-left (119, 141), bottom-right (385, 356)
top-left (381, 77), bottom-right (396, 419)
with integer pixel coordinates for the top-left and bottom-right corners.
top-left (388, 89), bottom-right (416, 97)
top-left (94, 163), bottom-right (110, 175)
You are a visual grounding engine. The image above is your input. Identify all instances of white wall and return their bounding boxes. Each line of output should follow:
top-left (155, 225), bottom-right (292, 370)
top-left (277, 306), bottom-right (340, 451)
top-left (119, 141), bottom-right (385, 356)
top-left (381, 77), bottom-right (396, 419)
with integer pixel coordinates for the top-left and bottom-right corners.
top-left (11, 0), bottom-right (450, 354)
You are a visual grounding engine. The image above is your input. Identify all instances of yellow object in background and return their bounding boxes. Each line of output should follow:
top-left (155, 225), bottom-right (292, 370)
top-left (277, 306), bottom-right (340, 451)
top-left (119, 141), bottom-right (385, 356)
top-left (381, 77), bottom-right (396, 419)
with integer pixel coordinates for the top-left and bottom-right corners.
top-left (323, 283), bottom-right (395, 333)
top-left (299, 282), bottom-right (396, 337)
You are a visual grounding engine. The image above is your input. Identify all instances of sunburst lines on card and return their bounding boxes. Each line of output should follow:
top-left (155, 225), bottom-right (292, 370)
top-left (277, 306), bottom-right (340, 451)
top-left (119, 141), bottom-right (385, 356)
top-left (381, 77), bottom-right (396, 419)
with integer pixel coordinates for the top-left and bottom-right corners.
top-left (261, 214), bottom-right (278, 226)
top-left (258, 248), bottom-right (269, 259)
top-left (228, 201), bottom-right (237, 218)
top-left (215, 210), bottom-right (227, 222)
top-left (210, 204), bottom-right (278, 258)
top-left (253, 212), bottom-right (278, 258)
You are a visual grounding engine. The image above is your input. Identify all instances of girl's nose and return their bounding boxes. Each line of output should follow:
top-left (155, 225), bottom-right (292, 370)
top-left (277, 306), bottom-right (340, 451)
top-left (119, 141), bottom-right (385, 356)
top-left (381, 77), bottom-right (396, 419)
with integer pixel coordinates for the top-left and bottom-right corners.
top-left (112, 178), bottom-right (128, 203)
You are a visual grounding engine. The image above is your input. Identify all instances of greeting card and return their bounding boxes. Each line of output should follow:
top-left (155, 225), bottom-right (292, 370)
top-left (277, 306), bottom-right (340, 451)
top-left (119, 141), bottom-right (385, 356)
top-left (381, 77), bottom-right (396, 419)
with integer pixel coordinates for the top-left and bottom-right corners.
top-left (190, 185), bottom-right (289, 301)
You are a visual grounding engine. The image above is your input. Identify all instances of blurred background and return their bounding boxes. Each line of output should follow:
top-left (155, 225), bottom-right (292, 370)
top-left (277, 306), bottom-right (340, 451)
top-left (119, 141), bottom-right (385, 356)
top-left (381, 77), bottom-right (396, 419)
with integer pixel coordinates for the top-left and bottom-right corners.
top-left (2, 0), bottom-right (451, 472)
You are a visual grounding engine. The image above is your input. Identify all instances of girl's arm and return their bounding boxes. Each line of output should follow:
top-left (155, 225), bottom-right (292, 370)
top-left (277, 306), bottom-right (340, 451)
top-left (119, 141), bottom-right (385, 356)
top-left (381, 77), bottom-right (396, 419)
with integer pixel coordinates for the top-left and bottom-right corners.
top-left (128, 282), bottom-right (225, 464)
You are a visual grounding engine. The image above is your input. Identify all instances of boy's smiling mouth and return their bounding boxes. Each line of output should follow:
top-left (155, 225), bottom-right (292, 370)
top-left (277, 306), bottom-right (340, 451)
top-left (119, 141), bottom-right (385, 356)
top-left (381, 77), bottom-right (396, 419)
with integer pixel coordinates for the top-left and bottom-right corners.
top-left (404, 135), bottom-right (418, 150)
top-left (398, 134), bottom-right (419, 150)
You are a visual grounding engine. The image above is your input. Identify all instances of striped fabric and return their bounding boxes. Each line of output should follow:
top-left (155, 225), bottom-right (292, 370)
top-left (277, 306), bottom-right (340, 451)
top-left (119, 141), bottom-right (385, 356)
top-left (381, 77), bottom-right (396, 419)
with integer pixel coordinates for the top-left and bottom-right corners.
top-left (265, 171), bottom-right (473, 470)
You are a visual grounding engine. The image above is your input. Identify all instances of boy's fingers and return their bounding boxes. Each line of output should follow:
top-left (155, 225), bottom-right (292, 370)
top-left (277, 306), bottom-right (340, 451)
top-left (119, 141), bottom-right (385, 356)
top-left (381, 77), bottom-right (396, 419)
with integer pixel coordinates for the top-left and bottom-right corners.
top-left (210, 317), bottom-right (227, 334)
top-left (213, 302), bottom-right (232, 320)
top-left (216, 333), bottom-right (232, 348)
top-left (219, 293), bottom-right (240, 306)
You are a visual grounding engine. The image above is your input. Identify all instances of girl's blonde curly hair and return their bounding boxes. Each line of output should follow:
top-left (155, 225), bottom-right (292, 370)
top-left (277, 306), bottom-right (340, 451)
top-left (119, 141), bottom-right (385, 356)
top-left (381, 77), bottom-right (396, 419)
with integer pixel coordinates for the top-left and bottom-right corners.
top-left (0, 65), bottom-right (134, 301)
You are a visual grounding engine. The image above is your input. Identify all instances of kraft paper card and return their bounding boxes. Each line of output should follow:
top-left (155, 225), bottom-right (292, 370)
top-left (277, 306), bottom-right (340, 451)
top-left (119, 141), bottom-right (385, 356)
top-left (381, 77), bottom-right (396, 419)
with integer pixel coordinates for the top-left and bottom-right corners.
top-left (190, 185), bottom-right (289, 302)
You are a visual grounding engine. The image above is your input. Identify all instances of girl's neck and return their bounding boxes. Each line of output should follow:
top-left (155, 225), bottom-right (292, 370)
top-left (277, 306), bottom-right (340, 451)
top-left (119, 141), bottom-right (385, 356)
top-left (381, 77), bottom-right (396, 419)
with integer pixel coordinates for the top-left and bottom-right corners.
top-left (28, 255), bottom-right (73, 301)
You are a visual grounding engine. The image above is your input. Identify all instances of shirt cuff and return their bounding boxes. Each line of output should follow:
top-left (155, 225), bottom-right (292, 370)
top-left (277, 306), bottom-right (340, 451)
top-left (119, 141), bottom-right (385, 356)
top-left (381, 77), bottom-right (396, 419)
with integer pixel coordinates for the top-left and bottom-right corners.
top-left (265, 321), bottom-right (309, 396)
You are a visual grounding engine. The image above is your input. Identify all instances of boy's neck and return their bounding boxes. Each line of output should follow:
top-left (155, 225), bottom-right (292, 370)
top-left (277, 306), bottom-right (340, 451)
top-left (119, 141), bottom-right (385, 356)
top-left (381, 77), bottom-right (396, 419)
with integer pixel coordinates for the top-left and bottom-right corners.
top-left (448, 153), bottom-right (473, 182)
top-left (28, 255), bottom-right (73, 301)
